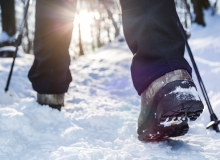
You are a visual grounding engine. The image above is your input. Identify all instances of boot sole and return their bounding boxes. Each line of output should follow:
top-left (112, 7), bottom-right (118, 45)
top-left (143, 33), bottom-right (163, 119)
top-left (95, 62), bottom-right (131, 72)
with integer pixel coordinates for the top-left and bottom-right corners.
top-left (138, 100), bottom-right (203, 141)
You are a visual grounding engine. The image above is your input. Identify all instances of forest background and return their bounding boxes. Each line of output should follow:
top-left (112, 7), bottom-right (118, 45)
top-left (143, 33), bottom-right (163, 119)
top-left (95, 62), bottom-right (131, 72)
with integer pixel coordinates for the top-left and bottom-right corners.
top-left (1, 0), bottom-right (218, 57)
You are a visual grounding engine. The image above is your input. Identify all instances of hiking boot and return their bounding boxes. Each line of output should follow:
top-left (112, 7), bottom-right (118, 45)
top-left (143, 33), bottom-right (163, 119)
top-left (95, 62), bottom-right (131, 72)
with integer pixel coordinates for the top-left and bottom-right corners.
top-left (37, 93), bottom-right (64, 111)
top-left (137, 69), bottom-right (204, 141)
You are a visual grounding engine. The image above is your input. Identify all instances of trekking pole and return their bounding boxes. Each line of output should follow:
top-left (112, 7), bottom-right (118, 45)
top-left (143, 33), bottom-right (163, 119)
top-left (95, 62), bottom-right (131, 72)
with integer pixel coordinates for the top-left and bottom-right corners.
top-left (177, 20), bottom-right (220, 132)
top-left (5, 0), bottom-right (31, 92)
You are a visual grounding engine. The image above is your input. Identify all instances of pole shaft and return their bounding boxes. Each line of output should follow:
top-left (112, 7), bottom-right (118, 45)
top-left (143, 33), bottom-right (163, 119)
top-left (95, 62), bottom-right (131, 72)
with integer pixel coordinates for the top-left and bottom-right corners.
top-left (185, 42), bottom-right (214, 114)
top-left (177, 19), bottom-right (214, 115)
top-left (5, 39), bottom-right (20, 92)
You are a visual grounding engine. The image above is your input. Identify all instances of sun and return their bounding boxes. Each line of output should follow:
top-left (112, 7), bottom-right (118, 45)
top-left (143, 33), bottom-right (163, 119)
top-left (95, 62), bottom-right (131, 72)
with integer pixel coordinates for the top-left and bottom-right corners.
top-left (73, 10), bottom-right (96, 43)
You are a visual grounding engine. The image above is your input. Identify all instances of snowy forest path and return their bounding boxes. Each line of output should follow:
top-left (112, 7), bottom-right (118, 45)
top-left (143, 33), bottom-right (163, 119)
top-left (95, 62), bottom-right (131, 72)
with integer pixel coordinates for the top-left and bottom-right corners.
top-left (0, 11), bottom-right (220, 160)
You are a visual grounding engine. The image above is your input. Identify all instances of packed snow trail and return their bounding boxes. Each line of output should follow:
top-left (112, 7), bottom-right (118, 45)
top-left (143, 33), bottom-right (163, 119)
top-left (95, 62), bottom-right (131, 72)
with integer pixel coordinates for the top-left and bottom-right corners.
top-left (0, 10), bottom-right (220, 160)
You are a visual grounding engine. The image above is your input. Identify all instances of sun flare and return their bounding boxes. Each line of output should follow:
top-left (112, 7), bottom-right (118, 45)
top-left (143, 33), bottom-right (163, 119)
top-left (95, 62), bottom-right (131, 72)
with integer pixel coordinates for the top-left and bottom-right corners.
top-left (74, 10), bottom-right (97, 43)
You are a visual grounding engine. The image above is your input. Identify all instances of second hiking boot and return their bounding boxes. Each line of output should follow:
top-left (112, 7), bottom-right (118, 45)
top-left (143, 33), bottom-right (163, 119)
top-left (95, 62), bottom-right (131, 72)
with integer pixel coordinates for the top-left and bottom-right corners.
top-left (37, 93), bottom-right (64, 111)
top-left (138, 69), bottom-right (204, 141)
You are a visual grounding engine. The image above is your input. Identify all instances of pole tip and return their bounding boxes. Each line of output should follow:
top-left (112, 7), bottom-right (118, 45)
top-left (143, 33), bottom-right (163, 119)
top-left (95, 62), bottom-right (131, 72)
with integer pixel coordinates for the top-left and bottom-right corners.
top-left (206, 120), bottom-right (220, 132)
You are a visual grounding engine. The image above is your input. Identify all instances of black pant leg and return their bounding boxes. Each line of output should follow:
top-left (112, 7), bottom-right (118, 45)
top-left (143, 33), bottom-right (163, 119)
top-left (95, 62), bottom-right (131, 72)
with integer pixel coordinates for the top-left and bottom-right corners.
top-left (120, 0), bottom-right (192, 95)
top-left (28, 0), bottom-right (76, 94)
top-left (0, 0), bottom-right (16, 36)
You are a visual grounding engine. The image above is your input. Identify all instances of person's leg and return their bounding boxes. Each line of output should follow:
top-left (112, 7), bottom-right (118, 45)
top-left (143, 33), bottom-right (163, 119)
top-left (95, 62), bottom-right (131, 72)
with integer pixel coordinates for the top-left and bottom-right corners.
top-left (0, 0), bottom-right (16, 36)
top-left (28, 0), bottom-right (76, 108)
top-left (120, 0), bottom-right (192, 95)
top-left (120, 0), bottom-right (204, 140)
top-left (28, 0), bottom-right (76, 94)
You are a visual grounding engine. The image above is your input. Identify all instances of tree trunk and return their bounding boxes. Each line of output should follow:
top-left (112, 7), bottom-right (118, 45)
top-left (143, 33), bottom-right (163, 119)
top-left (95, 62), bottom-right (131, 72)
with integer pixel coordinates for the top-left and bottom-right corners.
top-left (191, 0), bottom-right (210, 26)
top-left (101, 0), bottom-right (120, 38)
top-left (78, 23), bottom-right (84, 56)
top-left (183, 0), bottom-right (192, 21)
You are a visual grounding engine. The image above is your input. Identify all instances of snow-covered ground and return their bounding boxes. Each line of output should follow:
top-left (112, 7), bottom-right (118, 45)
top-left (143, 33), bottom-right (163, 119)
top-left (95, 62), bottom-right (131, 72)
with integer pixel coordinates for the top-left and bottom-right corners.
top-left (0, 10), bottom-right (220, 160)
